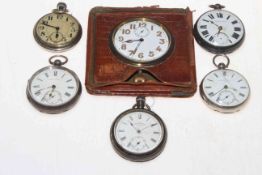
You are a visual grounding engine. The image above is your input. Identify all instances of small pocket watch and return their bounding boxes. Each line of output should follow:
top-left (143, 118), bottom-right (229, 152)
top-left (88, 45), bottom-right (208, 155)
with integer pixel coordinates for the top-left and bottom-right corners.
top-left (110, 18), bottom-right (174, 67)
top-left (26, 55), bottom-right (82, 114)
top-left (200, 55), bottom-right (250, 113)
top-left (33, 2), bottom-right (82, 51)
top-left (110, 96), bottom-right (167, 162)
top-left (193, 4), bottom-right (245, 54)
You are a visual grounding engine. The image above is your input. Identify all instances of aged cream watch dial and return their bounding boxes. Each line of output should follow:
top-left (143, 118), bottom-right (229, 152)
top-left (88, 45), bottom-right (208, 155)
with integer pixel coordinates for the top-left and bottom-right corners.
top-left (33, 3), bottom-right (82, 51)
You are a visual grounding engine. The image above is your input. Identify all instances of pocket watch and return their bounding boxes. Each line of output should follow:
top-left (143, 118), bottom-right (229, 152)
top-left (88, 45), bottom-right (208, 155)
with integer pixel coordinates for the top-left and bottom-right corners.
top-left (109, 18), bottom-right (174, 67)
top-left (110, 96), bottom-right (167, 162)
top-left (26, 55), bottom-right (82, 114)
top-left (200, 55), bottom-right (250, 113)
top-left (193, 4), bottom-right (245, 54)
top-left (33, 2), bottom-right (82, 51)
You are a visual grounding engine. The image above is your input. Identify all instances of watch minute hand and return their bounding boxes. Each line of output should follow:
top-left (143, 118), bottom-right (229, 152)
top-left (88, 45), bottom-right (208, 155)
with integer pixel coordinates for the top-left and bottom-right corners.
top-left (124, 38), bottom-right (144, 43)
top-left (42, 21), bottom-right (60, 30)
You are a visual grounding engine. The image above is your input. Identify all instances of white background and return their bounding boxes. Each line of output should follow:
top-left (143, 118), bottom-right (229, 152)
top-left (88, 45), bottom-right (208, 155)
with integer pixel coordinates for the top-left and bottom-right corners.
top-left (0, 0), bottom-right (262, 175)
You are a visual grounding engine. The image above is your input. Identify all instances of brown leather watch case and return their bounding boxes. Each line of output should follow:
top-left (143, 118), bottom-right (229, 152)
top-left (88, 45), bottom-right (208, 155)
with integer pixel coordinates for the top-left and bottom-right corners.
top-left (85, 6), bottom-right (197, 97)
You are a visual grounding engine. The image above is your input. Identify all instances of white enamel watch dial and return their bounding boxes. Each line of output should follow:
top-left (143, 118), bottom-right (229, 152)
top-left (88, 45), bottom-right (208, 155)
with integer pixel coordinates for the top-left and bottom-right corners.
top-left (33, 2), bottom-right (82, 51)
top-left (200, 55), bottom-right (250, 113)
top-left (110, 97), bottom-right (167, 162)
top-left (194, 4), bottom-right (245, 53)
top-left (27, 56), bottom-right (81, 114)
top-left (110, 18), bottom-right (173, 66)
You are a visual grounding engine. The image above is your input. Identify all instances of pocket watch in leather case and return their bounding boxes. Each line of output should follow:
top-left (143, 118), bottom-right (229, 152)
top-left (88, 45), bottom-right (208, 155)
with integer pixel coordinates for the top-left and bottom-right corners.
top-left (85, 6), bottom-right (197, 97)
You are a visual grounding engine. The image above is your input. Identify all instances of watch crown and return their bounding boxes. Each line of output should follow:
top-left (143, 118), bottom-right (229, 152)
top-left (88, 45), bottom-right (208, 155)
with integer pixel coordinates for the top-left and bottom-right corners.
top-left (136, 96), bottom-right (146, 109)
top-left (54, 2), bottom-right (68, 13)
top-left (209, 4), bottom-right (225, 10)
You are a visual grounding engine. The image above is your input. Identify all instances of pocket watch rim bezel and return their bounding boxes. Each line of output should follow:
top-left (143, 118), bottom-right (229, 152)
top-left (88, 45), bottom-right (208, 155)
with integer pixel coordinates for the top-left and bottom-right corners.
top-left (109, 17), bottom-right (175, 67)
top-left (26, 65), bottom-right (82, 114)
top-left (193, 9), bottom-right (245, 54)
top-left (110, 108), bottom-right (167, 162)
top-left (33, 12), bottom-right (82, 52)
top-left (199, 69), bottom-right (250, 113)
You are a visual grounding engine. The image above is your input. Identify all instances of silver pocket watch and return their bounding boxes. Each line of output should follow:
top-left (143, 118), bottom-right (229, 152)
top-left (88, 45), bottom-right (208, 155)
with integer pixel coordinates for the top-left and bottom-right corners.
top-left (193, 4), bottom-right (245, 54)
top-left (110, 96), bottom-right (167, 162)
top-left (200, 54), bottom-right (250, 113)
top-left (26, 55), bottom-right (82, 114)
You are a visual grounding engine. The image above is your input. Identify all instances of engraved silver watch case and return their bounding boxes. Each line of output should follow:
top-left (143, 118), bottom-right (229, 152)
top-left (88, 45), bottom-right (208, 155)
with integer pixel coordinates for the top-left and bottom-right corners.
top-left (110, 96), bottom-right (167, 162)
top-left (26, 55), bottom-right (82, 114)
top-left (200, 54), bottom-right (250, 113)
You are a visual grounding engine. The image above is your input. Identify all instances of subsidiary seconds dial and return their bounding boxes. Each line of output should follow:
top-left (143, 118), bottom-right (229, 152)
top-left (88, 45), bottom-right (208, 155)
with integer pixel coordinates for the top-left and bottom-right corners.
top-left (110, 97), bottom-right (167, 162)
top-left (194, 4), bottom-right (245, 53)
top-left (110, 18), bottom-right (173, 66)
top-left (27, 56), bottom-right (82, 114)
top-left (200, 55), bottom-right (250, 113)
top-left (33, 2), bottom-right (82, 51)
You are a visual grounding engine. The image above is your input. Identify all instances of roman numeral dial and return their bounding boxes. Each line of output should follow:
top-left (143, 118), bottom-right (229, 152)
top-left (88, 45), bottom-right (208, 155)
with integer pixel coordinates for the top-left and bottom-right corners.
top-left (112, 110), bottom-right (166, 155)
top-left (194, 8), bottom-right (245, 53)
top-left (27, 66), bottom-right (81, 111)
top-left (201, 69), bottom-right (250, 112)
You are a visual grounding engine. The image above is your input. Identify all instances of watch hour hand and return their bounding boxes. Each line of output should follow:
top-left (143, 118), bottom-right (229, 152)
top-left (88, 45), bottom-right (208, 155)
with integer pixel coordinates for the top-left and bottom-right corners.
top-left (208, 20), bottom-right (220, 28)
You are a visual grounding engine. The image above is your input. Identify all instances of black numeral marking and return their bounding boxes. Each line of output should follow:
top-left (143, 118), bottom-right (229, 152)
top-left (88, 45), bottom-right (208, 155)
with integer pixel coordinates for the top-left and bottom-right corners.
top-left (65, 92), bottom-right (71, 97)
top-left (209, 36), bottom-right (214, 42)
top-left (217, 13), bottom-right (223, 18)
top-left (48, 16), bottom-right (53, 20)
top-left (238, 79), bottom-right (243, 82)
top-left (35, 91), bottom-right (41, 96)
top-left (130, 24), bottom-right (136, 30)
top-left (151, 123), bottom-right (158, 127)
top-left (208, 14), bottom-right (215, 19)
top-left (205, 86), bottom-right (212, 89)
top-left (234, 27), bottom-right (241, 31)
top-left (156, 46), bottom-right (162, 52)
top-left (122, 29), bottom-right (131, 35)
top-left (151, 25), bottom-right (154, 31)
top-left (151, 138), bottom-right (157, 143)
top-left (232, 33), bottom-right (240, 39)
top-left (156, 31), bottom-right (162, 37)
top-left (239, 93), bottom-right (245, 97)
top-left (202, 30), bottom-right (209, 36)
top-left (200, 25), bottom-right (207, 29)
top-left (120, 136), bottom-right (126, 141)
top-left (208, 92), bottom-right (214, 96)
top-left (227, 15), bottom-right (231, 20)
top-left (232, 20), bottom-right (238, 24)
top-left (139, 23), bottom-right (146, 27)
